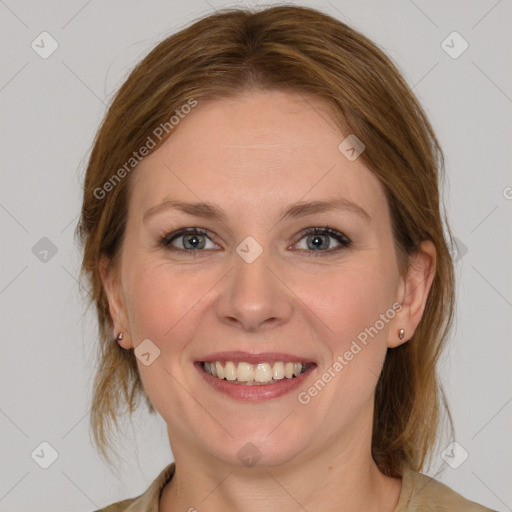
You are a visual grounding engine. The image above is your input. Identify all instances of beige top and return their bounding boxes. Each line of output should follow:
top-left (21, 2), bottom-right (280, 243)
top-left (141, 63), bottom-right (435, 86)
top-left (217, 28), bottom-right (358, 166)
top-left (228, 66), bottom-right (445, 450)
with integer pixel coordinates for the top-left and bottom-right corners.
top-left (94, 462), bottom-right (497, 511)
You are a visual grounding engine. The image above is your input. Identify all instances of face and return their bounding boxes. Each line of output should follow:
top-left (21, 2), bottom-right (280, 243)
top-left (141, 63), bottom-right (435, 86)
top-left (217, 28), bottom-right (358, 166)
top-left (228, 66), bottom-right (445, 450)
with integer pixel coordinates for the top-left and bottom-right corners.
top-left (101, 89), bottom-right (433, 469)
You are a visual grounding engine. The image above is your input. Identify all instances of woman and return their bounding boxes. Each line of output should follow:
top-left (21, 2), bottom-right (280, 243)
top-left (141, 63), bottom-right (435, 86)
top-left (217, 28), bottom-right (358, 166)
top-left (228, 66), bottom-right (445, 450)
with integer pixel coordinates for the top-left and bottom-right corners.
top-left (76, 5), bottom-right (496, 511)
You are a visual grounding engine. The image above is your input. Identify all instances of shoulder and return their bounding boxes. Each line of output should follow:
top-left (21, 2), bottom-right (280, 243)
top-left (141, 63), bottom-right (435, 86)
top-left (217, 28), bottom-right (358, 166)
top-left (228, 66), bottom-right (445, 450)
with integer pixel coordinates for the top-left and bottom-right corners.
top-left (92, 462), bottom-right (176, 512)
top-left (92, 496), bottom-right (138, 512)
top-left (396, 468), bottom-right (497, 511)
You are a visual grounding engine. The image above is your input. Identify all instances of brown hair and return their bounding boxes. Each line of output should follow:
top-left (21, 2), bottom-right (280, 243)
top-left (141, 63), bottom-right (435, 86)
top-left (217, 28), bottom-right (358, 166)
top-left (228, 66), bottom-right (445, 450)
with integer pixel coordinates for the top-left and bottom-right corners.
top-left (76, 4), bottom-right (455, 478)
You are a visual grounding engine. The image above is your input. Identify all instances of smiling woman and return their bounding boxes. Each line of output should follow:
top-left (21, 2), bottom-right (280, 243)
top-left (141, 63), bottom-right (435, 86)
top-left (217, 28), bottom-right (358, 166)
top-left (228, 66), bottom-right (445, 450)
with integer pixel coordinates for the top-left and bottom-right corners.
top-left (75, 5), bottom-right (495, 512)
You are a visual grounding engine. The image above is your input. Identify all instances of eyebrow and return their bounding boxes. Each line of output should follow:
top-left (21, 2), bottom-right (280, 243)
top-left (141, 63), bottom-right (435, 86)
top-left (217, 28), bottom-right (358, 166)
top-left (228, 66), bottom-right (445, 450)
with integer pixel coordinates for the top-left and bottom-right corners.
top-left (143, 198), bottom-right (371, 224)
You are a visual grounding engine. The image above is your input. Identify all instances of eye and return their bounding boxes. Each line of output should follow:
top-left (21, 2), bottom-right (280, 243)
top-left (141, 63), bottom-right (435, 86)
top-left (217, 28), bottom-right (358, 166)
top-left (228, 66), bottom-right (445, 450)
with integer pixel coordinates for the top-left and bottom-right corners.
top-left (160, 228), bottom-right (218, 255)
top-left (160, 226), bottom-right (351, 257)
top-left (293, 227), bottom-right (351, 257)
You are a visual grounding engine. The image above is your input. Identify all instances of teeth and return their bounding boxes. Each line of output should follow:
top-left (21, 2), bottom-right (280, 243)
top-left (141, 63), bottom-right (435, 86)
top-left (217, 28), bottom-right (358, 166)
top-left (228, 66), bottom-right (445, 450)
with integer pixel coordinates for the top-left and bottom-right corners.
top-left (272, 362), bottom-right (285, 380)
top-left (254, 363), bottom-right (272, 382)
top-left (202, 360), bottom-right (307, 384)
top-left (224, 361), bottom-right (237, 381)
top-left (215, 361), bottom-right (225, 379)
top-left (237, 362), bottom-right (254, 382)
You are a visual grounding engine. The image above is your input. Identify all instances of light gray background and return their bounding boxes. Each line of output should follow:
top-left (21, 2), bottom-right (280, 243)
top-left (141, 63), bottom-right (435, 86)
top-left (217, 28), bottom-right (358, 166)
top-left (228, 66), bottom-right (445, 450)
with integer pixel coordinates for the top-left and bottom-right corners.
top-left (1, 0), bottom-right (511, 511)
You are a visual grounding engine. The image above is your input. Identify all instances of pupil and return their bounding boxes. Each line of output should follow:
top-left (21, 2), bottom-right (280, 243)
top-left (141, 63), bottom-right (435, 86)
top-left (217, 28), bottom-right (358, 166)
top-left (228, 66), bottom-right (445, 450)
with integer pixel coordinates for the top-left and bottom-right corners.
top-left (310, 235), bottom-right (326, 250)
top-left (186, 235), bottom-right (203, 249)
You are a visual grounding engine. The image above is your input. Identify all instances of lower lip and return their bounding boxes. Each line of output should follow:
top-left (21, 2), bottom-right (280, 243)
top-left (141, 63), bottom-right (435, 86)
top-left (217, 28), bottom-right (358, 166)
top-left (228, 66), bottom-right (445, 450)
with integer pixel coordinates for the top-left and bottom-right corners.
top-left (195, 362), bottom-right (316, 401)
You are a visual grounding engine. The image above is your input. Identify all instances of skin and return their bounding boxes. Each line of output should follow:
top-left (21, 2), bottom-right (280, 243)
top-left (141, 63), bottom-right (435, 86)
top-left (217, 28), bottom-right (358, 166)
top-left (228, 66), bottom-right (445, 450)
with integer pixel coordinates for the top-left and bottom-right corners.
top-left (100, 89), bottom-right (436, 512)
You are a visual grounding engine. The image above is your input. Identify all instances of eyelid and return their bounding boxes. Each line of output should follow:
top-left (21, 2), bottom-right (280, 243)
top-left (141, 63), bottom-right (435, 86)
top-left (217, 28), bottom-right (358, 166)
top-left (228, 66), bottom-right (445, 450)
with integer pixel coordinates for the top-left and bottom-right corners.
top-left (160, 227), bottom-right (219, 250)
top-left (293, 226), bottom-right (351, 245)
top-left (292, 226), bottom-right (351, 256)
top-left (160, 226), bottom-right (352, 258)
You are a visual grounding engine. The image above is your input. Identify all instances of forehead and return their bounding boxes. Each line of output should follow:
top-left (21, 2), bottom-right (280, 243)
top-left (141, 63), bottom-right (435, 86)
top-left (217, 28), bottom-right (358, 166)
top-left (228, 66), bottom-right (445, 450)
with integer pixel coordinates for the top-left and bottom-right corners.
top-left (130, 90), bottom-right (388, 223)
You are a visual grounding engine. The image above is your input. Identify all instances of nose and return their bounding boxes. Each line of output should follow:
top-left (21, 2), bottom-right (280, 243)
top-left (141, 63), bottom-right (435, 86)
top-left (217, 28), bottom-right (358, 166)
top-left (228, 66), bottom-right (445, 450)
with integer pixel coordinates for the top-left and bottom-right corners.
top-left (215, 247), bottom-right (293, 333)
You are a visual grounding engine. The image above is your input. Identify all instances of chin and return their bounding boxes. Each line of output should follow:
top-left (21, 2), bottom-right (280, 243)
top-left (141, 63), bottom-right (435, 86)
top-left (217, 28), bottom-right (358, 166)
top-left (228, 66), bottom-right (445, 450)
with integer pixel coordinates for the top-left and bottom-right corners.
top-left (195, 428), bottom-right (312, 470)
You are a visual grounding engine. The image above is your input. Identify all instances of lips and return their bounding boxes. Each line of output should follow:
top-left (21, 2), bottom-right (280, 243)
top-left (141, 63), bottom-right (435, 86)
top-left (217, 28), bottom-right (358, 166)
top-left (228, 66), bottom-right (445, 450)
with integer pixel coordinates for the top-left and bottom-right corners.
top-left (196, 351), bottom-right (316, 401)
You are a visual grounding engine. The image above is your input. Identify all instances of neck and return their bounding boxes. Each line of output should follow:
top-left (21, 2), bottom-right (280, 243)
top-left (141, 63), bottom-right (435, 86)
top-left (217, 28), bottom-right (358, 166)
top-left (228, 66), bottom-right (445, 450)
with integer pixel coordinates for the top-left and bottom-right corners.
top-left (159, 432), bottom-right (402, 512)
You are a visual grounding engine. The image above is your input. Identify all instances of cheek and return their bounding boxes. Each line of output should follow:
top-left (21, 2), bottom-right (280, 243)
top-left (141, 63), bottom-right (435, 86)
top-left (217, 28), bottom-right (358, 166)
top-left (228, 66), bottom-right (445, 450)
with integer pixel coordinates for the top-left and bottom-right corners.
top-left (298, 262), bottom-right (396, 349)
top-left (123, 261), bottom-right (201, 347)
top-left (294, 260), bottom-right (396, 400)
top-left (122, 261), bottom-right (212, 409)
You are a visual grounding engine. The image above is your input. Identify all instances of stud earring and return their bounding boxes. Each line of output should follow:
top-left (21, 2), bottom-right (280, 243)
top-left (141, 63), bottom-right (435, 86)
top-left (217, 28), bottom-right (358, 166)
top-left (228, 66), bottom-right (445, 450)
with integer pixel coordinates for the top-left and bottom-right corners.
top-left (398, 328), bottom-right (405, 340)
top-left (115, 332), bottom-right (124, 345)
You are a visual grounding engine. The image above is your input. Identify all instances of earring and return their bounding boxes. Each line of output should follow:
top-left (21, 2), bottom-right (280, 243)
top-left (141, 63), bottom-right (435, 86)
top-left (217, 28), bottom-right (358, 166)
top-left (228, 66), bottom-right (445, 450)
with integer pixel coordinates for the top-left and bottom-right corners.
top-left (398, 328), bottom-right (405, 340)
top-left (115, 332), bottom-right (124, 345)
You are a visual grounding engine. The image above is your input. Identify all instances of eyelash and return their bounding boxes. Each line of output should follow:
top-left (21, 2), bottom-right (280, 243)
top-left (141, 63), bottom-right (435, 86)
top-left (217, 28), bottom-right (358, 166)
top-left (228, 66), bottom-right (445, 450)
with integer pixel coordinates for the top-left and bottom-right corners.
top-left (159, 227), bottom-right (352, 258)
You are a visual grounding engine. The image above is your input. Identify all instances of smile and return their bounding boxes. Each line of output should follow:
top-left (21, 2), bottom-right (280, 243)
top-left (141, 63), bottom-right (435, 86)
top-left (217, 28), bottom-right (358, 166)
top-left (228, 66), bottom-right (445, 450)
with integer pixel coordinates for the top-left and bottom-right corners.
top-left (196, 354), bottom-right (317, 401)
top-left (202, 361), bottom-right (311, 385)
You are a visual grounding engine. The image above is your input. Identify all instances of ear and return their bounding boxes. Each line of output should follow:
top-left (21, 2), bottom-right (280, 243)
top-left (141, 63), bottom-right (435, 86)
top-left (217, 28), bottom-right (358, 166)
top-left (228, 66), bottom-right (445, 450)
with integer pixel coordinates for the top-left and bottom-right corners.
top-left (99, 255), bottom-right (132, 349)
top-left (387, 240), bottom-right (436, 348)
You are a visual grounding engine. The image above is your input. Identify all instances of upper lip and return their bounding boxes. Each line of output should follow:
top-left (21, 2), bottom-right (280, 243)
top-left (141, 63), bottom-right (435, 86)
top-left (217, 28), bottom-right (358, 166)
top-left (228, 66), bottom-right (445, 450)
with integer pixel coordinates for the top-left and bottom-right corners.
top-left (197, 351), bottom-right (316, 364)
